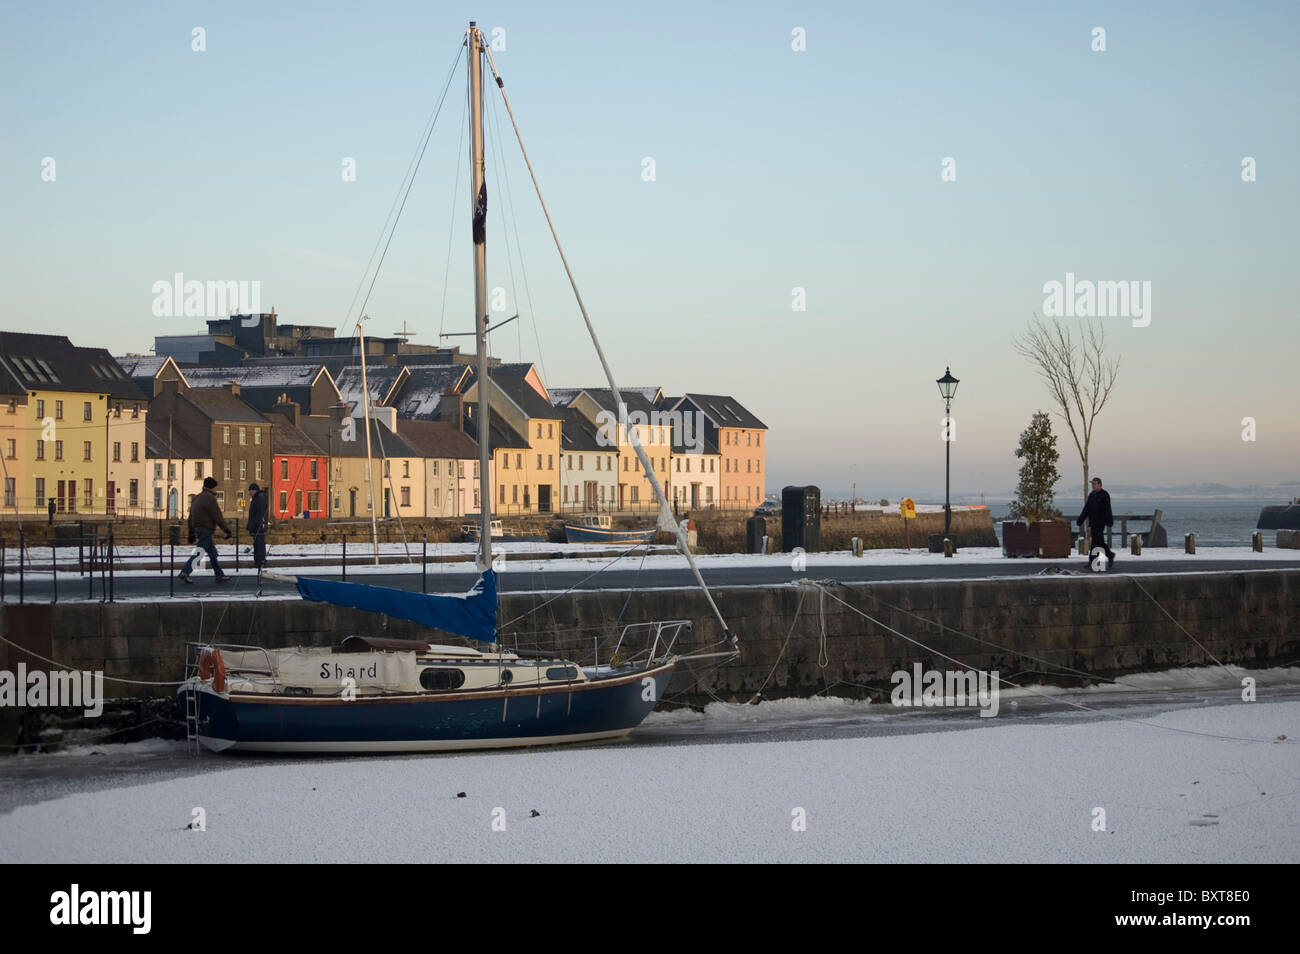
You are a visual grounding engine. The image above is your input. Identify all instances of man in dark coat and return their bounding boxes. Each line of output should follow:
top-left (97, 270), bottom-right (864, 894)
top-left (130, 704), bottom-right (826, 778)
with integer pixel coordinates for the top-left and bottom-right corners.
top-left (246, 482), bottom-right (270, 576)
top-left (1077, 476), bottom-right (1116, 565)
top-left (179, 476), bottom-right (232, 584)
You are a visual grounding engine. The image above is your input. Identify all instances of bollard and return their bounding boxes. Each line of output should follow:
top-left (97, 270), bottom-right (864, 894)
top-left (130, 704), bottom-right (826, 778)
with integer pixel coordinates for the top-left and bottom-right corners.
top-left (943, 537), bottom-right (955, 558)
top-left (1252, 531), bottom-right (1263, 553)
top-left (1132, 534), bottom-right (1142, 556)
top-left (1077, 534), bottom-right (1089, 556)
top-left (1185, 532), bottom-right (1196, 554)
top-left (851, 536), bottom-right (863, 557)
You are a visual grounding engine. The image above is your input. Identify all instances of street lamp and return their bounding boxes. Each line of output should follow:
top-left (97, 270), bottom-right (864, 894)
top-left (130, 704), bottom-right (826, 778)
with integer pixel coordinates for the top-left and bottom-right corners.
top-left (936, 367), bottom-right (959, 538)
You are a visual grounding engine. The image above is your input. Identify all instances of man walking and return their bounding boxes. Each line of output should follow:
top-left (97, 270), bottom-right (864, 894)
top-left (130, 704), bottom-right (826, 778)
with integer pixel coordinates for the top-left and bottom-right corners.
top-left (246, 481), bottom-right (269, 580)
top-left (179, 476), bottom-right (232, 585)
top-left (1077, 476), bottom-right (1116, 566)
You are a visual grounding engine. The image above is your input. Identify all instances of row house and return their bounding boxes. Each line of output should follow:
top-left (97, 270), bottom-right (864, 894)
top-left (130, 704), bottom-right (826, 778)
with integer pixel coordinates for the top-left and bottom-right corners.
top-left (144, 419), bottom-right (211, 518)
top-left (149, 380), bottom-right (272, 516)
top-left (557, 407), bottom-right (618, 511)
top-left (464, 366), bottom-right (562, 514)
top-left (670, 394), bottom-right (767, 507)
top-left (556, 388), bottom-right (672, 512)
top-left (0, 332), bottom-right (148, 515)
top-left (264, 401), bottom-right (329, 519)
top-left (399, 419), bottom-right (484, 518)
top-left (300, 408), bottom-right (424, 520)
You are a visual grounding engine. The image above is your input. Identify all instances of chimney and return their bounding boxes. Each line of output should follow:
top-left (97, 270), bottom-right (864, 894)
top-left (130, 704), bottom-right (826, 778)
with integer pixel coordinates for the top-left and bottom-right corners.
top-left (272, 396), bottom-right (301, 427)
top-left (227, 381), bottom-right (241, 398)
top-left (439, 390), bottom-right (464, 432)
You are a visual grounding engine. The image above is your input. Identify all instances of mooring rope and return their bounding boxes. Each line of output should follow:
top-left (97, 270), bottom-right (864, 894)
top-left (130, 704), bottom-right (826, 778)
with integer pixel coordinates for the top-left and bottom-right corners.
top-left (799, 580), bottom-right (1294, 746)
top-left (0, 632), bottom-right (185, 687)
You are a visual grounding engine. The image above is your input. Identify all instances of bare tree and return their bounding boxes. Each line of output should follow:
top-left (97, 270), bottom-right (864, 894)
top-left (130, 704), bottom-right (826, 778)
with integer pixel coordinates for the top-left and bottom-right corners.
top-left (1014, 318), bottom-right (1120, 506)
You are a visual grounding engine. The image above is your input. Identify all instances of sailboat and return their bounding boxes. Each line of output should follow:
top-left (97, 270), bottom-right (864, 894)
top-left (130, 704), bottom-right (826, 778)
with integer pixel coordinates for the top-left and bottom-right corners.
top-left (178, 22), bottom-right (736, 753)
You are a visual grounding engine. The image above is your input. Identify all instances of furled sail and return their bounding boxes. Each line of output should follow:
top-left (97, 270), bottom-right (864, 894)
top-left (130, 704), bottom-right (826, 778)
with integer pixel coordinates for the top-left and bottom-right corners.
top-left (296, 570), bottom-right (498, 642)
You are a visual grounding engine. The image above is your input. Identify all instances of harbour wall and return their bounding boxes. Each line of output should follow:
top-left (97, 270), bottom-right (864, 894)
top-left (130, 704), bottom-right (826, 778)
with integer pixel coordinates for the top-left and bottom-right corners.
top-left (1, 569), bottom-right (1295, 750)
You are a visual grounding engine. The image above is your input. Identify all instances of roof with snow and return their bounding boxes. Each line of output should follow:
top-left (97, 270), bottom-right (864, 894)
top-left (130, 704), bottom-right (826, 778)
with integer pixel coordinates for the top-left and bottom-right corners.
top-left (398, 420), bottom-right (480, 460)
top-left (676, 393), bottom-right (766, 431)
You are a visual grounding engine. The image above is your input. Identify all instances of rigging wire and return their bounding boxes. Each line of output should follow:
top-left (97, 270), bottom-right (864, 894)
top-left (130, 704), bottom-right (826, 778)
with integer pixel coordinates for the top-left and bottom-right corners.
top-left (341, 39), bottom-right (465, 334)
top-left (436, 92), bottom-right (470, 341)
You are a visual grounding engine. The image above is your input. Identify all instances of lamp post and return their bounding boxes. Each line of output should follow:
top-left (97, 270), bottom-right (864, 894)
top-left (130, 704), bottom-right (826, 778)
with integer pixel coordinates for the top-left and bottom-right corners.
top-left (936, 367), bottom-right (959, 538)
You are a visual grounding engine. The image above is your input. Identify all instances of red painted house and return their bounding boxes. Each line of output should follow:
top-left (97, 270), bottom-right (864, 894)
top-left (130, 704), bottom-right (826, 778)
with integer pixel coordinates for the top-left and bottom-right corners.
top-left (266, 401), bottom-right (328, 519)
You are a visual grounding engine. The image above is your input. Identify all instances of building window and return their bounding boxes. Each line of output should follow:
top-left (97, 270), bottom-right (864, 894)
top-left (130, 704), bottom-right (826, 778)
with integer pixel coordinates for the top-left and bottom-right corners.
top-left (307, 491), bottom-right (320, 513)
top-left (153, 463), bottom-right (162, 479)
top-left (113, 403), bottom-right (121, 418)
top-left (255, 460), bottom-right (263, 480)
top-left (5, 399), bottom-right (13, 415)
top-left (239, 460), bottom-right (248, 480)
top-left (35, 441), bottom-right (45, 461)
top-left (623, 457), bottom-right (628, 472)
top-left (239, 427), bottom-right (247, 445)
top-left (55, 440), bottom-right (63, 461)
top-left (547, 454), bottom-right (553, 470)
top-left (563, 485), bottom-right (569, 503)
top-left (223, 460), bottom-right (231, 479)
top-left (128, 479), bottom-right (138, 507)
top-left (254, 428), bottom-right (262, 445)
top-left (3, 439), bottom-right (13, 459)
top-left (35, 399), bottom-right (44, 417)
top-left (383, 460), bottom-right (390, 478)
top-left (579, 456), bottom-right (584, 471)
top-left (3, 477), bottom-right (13, 507)
top-left (537, 454), bottom-right (542, 470)
top-left (473, 489), bottom-right (479, 509)
top-left (54, 400), bottom-right (63, 420)
top-left (112, 442), bottom-right (121, 462)
top-left (153, 487), bottom-right (162, 512)
top-left (536, 423), bottom-right (542, 438)
top-left (35, 477), bottom-right (45, 507)
top-left (402, 460), bottom-right (409, 478)
top-left (400, 486), bottom-right (410, 507)
top-left (499, 485), bottom-right (505, 504)
top-left (515, 453), bottom-right (522, 469)
top-left (194, 462), bottom-right (202, 479)
top-left (131, 442), bottom-right (140, 462)
top-left (630, 486), bottom-right (639, 504)
top-left (83, 479), bottom-right (93, 507)
top-left (512, 485), bottom-right (518, 503)
top-left (131, 405), bottom-right (140, 418)
top-left (431, 460), bottom-right (439, 477)
top-left (293, 489), bottom-right (300, 513)
top-left (547, 423), bottom-right (553, 439)
top-left (279, 491), bottom-right (288, 512)
top-left (431, 488), bottom-right (439, 508)
top-left (502, 455), bottom-right (509, 469)
top-left (168, 463), bottom-right (176, 480)
top-left (221, 425), bottom-right (230, 444)
top-left (280, 459), bottom-right (289, 480)
top-left (82, 441), bottom-right (92, 461)
top-left (83, 401), bottom-right (92, 421)
top-left (310, 459), bottom-right (318, 481)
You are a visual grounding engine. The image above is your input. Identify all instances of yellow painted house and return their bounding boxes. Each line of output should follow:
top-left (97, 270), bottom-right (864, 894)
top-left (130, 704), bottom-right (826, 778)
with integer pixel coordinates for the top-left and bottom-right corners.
top-left (0, 333), bottom-right (149, 515)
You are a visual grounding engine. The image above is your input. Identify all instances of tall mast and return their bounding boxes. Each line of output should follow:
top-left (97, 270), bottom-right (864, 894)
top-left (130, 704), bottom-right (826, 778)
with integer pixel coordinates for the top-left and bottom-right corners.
top-left (469, 22), bottom-right (493, 571)
top-left (359, 318), bottom-right (379, 563)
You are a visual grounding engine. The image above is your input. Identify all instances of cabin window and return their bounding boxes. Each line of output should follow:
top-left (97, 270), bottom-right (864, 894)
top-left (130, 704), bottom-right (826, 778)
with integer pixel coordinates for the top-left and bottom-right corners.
top-left (420, 668), bottom-right (466, 691)
top-left (546, 666), bottom-right (579, 681)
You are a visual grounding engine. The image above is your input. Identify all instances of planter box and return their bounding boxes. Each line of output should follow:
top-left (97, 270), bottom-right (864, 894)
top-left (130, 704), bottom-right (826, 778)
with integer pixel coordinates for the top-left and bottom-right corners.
top-left (1031, 521), bottom-right (1072, 558)
top-left (1002, 521), bottom-right (1035, 558)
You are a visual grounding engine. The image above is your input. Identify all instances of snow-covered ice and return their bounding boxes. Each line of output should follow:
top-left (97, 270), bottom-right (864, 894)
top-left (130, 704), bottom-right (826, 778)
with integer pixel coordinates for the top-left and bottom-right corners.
top-left (2, 697), bottom-right (1295, 863)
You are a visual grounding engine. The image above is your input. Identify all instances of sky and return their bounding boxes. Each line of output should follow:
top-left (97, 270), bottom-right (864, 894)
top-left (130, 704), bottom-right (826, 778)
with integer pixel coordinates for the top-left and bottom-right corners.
top-left (2, 1), bottom-right (1297, 503)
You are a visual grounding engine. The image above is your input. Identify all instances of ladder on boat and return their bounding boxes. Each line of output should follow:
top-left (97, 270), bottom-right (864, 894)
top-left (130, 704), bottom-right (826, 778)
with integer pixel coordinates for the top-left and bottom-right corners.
top-left (183, 643), bottom-right (202, 755)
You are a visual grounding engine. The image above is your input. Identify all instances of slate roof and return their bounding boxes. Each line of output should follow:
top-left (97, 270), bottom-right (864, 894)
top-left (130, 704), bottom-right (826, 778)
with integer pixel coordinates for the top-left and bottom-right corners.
top-left (184, 388), bottom-right (271, 424)
top-left (676, 393), bottom-right (766, 430)
top-left (398, 420), bottom-right (480, 460)
top-left (298, 416), bottom-right (423, 459)
top-left (270, 420), bottom-right (325, 458)
top-left (468, 368), bottom-right (561, 421)
top-left (388, 365), bottom-right (470, 420)
top-left (144, 419), bottom-right (209, 460)
top-left (180, 364), bottom-right (335, 392)
top-left (558, 407), bottom-right (608, 453)
top-left (334, 365), bottom-right (407, 412)
top-left (463, 406), bottom-right (531, 453)
top-left (0, 333), bottom-right (146, 401)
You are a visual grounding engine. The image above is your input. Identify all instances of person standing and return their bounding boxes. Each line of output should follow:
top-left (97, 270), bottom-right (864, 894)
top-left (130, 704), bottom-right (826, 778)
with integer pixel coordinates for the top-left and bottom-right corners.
top-left (179, 476), bottom-right (232, 584)
top-left (246, 481), bottom-right (269, 579)
top-left (1077, 476), bottom-right (1116, 565)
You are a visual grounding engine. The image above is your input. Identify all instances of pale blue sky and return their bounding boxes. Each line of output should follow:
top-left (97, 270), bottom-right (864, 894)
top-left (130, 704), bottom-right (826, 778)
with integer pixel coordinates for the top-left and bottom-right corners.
top-left (2, 1), bottom-right (1296, 501)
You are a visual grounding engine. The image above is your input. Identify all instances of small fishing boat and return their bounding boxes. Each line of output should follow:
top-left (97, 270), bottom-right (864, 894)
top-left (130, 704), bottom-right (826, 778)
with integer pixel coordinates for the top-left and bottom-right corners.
top-left (178, 22), bottom-right (737, 754)
top-left (459, 519), bottom-right (547, 543)
top-left (563, 513), bottom-right (657, 545)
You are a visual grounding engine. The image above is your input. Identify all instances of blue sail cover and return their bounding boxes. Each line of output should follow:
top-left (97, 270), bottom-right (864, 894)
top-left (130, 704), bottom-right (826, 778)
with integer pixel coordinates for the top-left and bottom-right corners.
top-left (295, 570), bottom-right (498, 642)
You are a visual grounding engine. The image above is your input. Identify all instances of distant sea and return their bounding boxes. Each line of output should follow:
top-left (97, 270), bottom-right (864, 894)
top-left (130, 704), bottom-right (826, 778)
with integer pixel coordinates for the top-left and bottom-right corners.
top-left (985, 499), bottom-right (1285, 548)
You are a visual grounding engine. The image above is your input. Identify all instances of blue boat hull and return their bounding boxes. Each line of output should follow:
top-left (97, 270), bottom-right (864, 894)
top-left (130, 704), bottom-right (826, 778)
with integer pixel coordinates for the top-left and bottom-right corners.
top-left (563, 524), bottom-right (658, 545)
top-left (183, 664), bottom-right (674, 753)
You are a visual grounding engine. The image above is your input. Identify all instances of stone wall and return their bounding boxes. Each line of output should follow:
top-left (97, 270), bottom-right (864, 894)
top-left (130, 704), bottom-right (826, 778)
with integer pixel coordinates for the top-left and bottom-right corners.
top-left (1, 569), bottom-right (1294, 749)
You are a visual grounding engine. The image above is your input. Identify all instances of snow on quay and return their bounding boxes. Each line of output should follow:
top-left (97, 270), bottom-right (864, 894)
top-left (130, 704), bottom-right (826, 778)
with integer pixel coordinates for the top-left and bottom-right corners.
top-left (2, 700), bottom-right (1295, 864)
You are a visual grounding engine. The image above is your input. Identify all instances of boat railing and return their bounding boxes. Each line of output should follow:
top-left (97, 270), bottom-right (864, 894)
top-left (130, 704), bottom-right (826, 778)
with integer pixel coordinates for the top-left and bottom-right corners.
top-left (609, 619), bottom-right (691, 668)
top-left (184, 641), bottom-right (282, 684)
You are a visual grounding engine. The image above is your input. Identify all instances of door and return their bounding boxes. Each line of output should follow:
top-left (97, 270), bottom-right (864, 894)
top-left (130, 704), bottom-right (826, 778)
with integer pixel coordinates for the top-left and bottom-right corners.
top-left (383, 488), bottom-right (391, 518)
top-left (584, 481), bottom-right (597, 509)
top-left (57, 480), bottom-right (66, 513)
top-left (107, 481), bottom-right (116, 513)
top-left (537, 485), bottom-right (551, 513)
top-left (168, 488), bottom-right (179, 517)
top-left (691, 483), bottom-right (700, 508)
top-left (349, 489), bottom-right (357, 516)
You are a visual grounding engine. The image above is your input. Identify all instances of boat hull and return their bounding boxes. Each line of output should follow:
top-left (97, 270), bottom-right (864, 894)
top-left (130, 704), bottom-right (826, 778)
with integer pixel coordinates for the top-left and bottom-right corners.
top-left (1257, 504), bottom-right (1300, 531)
top-left (184, 663), bottom-right (675, 754)
top-left (563, 524), bottom-right (658, 545)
